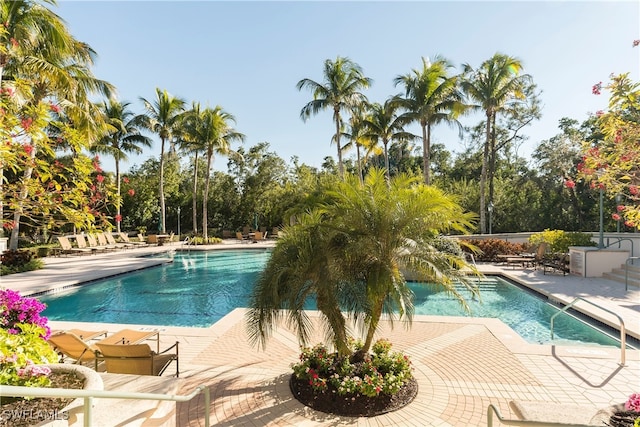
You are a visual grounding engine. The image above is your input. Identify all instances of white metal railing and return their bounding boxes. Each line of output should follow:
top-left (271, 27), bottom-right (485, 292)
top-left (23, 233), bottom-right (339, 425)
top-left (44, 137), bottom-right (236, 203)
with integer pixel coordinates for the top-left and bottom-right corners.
top-left (625, 256), bottom-right (640, 291)
top-left (0, 384), bottom-right (211, 427)
top-left (487, 404), bottom-right (597, 426)
top-left (549, 297), bottom-right (626, 366)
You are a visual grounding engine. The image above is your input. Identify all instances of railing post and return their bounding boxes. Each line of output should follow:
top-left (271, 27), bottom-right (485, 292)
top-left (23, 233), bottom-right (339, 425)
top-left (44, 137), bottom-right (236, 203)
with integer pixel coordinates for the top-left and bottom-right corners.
top-left (84, 396), bottom-right (93, 427)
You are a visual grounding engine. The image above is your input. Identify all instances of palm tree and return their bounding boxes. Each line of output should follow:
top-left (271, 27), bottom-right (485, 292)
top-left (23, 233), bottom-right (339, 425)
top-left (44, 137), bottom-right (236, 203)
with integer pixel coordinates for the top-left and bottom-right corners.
top-left (297, 56), bottom-right (372, 177)
top-left (460, 53), bottom-right (528, 234)
top-left (394, 56), bottom-right (465, 185)
top-left (185, 105), bottom-right (244, 242)
top-left (138, 88), bottom-right (185, 234)
top-left (247, 168), bottom-right (480, 359)
top-left (178, 102), bottom-right (205, 235)
top-left (362, 98), bottom-right (417, 181)
top-left (92, 100), bottom-right (151, 233)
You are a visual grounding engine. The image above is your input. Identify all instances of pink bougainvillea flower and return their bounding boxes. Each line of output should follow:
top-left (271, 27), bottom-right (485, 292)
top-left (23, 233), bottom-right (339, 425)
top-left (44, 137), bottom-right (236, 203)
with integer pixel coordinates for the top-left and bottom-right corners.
top-left (625, 393), bottom-right (640, 411)
top-left (115, 214), bottom-right (122, 222)
top-left (49, 103), bottom-right (61, 113)
top-left (123, 177), bottom-right (130, 184)
top-left (10, 37), bottom-right (18, 47)
top-left (592, 82), bottom-right (602, 95)
top-left (595, 110), bottom-right (604, 117)
top-left (96, 174), bottom-right (104, 183)
top-left (629, 185), bottom-right (638, 196)
top-left (625, 220), bottom-right (636, 227)
top-left (23, 144), bottom-right (33, 155)
top-left (564, 179), bottom-right (576, 189)
top-left (612, 213), bottom-right (621, 221)
top-left (616, 205), bottom-right (625, 212)
top-left (21, 117), bottom-right (32, 131)
top-left (128, 189), bottom-right (135, 196)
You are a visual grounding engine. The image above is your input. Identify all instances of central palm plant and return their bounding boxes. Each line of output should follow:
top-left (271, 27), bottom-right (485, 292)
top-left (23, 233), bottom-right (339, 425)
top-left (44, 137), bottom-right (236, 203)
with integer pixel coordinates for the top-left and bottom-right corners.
top-left (246, 168), bottom-right (480, 359)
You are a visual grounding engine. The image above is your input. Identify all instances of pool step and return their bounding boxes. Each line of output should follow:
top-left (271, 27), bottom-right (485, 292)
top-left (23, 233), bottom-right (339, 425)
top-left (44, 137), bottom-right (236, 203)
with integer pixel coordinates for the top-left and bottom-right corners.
top-left (602, 262), bottom-right (640, 288)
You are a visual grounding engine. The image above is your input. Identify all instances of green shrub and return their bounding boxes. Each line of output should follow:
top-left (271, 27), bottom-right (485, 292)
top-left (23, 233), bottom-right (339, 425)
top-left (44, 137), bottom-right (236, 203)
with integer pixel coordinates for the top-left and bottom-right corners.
top-left (529, 229), bottom-right (596, 254)
top-left (462, 239), bottom-right (529, 262)
top-left (189, 236), bottom-right (222, 245)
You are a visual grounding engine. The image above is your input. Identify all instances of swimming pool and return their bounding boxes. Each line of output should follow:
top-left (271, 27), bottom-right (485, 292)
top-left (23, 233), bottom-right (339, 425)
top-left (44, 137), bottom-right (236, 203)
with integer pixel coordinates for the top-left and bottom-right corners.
top-left (39, 250), bottom-right (627, 348)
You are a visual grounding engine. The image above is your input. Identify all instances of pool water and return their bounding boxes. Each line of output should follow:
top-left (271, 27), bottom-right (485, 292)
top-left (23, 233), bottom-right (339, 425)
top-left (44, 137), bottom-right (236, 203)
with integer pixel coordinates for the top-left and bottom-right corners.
top-left (39, 250), bottom-right (625, 348)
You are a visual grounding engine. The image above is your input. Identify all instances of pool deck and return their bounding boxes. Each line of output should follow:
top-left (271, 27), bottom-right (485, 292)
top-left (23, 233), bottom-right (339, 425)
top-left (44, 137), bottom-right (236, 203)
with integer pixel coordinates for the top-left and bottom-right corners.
top-left (1, 241), bottom-right (639, 426)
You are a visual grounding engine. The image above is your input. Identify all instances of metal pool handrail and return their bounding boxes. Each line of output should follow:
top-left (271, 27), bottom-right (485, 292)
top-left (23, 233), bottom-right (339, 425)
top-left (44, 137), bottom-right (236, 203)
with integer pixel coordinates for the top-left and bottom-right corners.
top-left (625, 256), bottom-right (640, 291)
top-left (487, 404), bottom-right (595, 426)
top-left (549, 297), bottom-right (626, 366)
top-left (0, 384), bottom-right (211, 427)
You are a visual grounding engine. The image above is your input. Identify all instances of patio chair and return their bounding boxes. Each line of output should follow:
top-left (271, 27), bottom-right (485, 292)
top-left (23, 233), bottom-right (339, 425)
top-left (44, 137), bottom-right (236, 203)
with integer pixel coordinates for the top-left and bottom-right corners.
top-left (48, 331), bottom-right (103, 370)
top-left (74, 234), bottom-right (100, 254)
top-left (104, 232), bottom-right (133, 249)
top-left (236, 231), bottom-right (249, 243)
top-left (56, 236), bottom-right (93, 256)
top-left (118, 232), bottom-right (148, 247)
top-left (252, 231), bottom-right (267, 242)
top-left (94, 232), bottom-right (119, 251)
top-left (96, 341), bottom-right (179, 377)
top-left (147, 234), bottom-right (159, 245)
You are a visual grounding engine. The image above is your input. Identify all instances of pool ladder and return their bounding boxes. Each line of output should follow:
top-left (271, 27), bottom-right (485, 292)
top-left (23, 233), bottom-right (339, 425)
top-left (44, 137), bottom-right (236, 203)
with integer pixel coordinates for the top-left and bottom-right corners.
top-left (549, 297), bottom-right (626, 366)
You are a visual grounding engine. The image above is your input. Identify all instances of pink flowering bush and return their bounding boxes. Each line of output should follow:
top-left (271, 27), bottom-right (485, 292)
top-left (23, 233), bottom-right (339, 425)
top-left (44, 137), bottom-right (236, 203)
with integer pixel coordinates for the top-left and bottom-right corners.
top-left (625, 393), bottom-right (640, 412)
top-left (0, 289), bottom-right (58, 388)
top-left (291, 338), bottom-right (413, 398)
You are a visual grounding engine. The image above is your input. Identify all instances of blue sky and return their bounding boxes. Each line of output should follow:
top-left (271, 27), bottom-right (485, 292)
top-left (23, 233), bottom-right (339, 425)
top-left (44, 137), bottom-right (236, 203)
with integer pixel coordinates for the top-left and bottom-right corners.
top-left (56, 1), bottom-right (640, 174)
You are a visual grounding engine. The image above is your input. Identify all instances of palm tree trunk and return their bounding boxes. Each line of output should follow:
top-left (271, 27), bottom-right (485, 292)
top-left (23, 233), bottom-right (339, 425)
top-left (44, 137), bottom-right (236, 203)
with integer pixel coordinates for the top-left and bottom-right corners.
top-left (115, 157), bottom-right (121, 234)
top-left (192, 152), bottom-right (198, 235)
top-left (334, 109), bottom-right (344, 177)
top-left (479, 113), bottom-right (491, 234)
top-left (488, 114), bottom-right (497, 209)
top-left (383, 138), bottom-right (390, 182)
top-left (356, 143), bottom-right (363, 184)
top-left (159, 138), bottom-right (166, 234)
top-left (9, 146), bottom-right (37, 251)
top-left (202, 152), bottom-right (213, 240)
top-left (421, 122), bottom-right (429, 185)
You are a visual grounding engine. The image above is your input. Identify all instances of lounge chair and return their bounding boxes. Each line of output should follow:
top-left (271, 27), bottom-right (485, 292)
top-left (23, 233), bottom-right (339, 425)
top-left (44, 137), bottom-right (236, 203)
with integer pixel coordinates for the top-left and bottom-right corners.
top-left (118, 232), bottom-right (147, 247)
top-left (74, 234), bottom-right (100, 254)
top-left (51, 329), bottom-right (108, 342)
top-left (104, 232), bottom-right (133, 249)
top-left (56, 236), bottom-right (93, 256)
top-left (506, 243), bottom-right (548, 269)
top-left (95, 341), bottom-right (179, 377)
top-left (147, 234), bottom-right (159, 245)
top-left (94, 232), bottom-right (119, 251)
top-left (48, 331), bottom-right (103, 370)
top-left (252, 231), bottom-right (267, 242)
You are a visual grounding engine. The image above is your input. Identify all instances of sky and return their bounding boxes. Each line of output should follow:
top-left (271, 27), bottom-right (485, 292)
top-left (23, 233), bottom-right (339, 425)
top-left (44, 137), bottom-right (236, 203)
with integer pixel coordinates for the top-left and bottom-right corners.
top-left (55, 0), bottom-right (640, 174)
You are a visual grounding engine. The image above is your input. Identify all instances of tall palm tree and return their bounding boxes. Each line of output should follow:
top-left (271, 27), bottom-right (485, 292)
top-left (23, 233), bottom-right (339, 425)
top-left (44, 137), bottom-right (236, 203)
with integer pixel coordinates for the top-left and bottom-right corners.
top-left (394, 56), bottom-right (465, 185)
top-left (138, 88), bottom-right (185, 234)
top-left (178, 102), bottom-right (205, 235)
top-left (460, 53), bottom-right (528, 234)
top-left (297, 56), bottom-right (371, 177)
top-left (91, 100), bottom-right (151, 233)
top-left (247, 168), bottom-right (480, 359)
top-left (362, 98), bottom-right (417, 181)
top-left (187, 106), bottom-right (244, 240)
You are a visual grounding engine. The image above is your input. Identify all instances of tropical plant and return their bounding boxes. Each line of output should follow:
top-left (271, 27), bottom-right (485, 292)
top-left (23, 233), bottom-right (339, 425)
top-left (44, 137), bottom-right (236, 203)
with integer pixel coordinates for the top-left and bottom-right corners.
top-left (394, 56), bottom-right (465, 185)
top-left (529, 229), bottom-right (595, 255)
top-left (362, 98), bottom-right (416, 181)
top-left (246, 168), bottom-right (480, 361)
top-left (461, 53), bottom-right (530, 233)
top-left (138, 88), bottom-right (186, 234)
top-left (297, 56), bottom-right (372, 177)
top-left (91, 100), bottom-right (151, 233)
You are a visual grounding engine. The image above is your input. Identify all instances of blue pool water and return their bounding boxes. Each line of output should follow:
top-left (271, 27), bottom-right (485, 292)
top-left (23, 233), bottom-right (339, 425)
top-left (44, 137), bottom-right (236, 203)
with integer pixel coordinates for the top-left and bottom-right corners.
top-left (39, 250), bottom-right (625, 348)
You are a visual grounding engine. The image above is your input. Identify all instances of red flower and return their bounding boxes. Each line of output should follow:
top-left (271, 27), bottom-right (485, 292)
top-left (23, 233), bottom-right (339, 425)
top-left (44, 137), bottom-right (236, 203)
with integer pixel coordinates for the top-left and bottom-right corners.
top-left (49, 103), bottom-right (61, 113)
top-left (115, 214), bottom-right (122, 222)
top-left (629, 185), bottom-right (638, 196)
top-left (595, 110), bottom-right (604, 117)
top-left (10, 38), bottom-right (18, 47)
top-left (617, 205), bottom-right (625, 212)
top-left (21, 117), bottom-right (32, 131)
top-left (612, 213), bottom-right (621, 221)
top-left (128, 189), bottom-right (135, 196)
top-left (564, 179), bottom-right (576, 189)
top-left (96, 174), bottom-right (104, 183)
top-left (90, 185), bottom-right (96, 192)
top-left (592, 82), bottom-right (602, 95)
top-left (23, 144), bottom-right (33, 155)
top-left (625, 221), bottom-right (636, 227)
top-left (123, 177), bottom-right (130, 184)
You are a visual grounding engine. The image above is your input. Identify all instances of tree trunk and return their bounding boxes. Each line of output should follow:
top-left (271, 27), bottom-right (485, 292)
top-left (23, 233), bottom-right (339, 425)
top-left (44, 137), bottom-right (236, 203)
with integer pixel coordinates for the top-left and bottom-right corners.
top-left (192, 152), bottom-right (198, 235)
top-left (334, 109), bottom-right (344, 177)
top-left (115, 157), bottom-right (121, 234)
top-left (488, 114), bottom-right (497, 209)
top-left (159, 138), bottom-right (166, 233)
top-left (479, 113), bottom-right (491, 234)
top-left (202, 151), bottom-right (212, 240)
top-left (383, 138), bottom-right (390, 182)
top-left (356, 143), bottom-right (363, 184)
top-left (9, 146), bottom-right (37, 251)
top-left (421, 122), bottom-right (429, 185)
